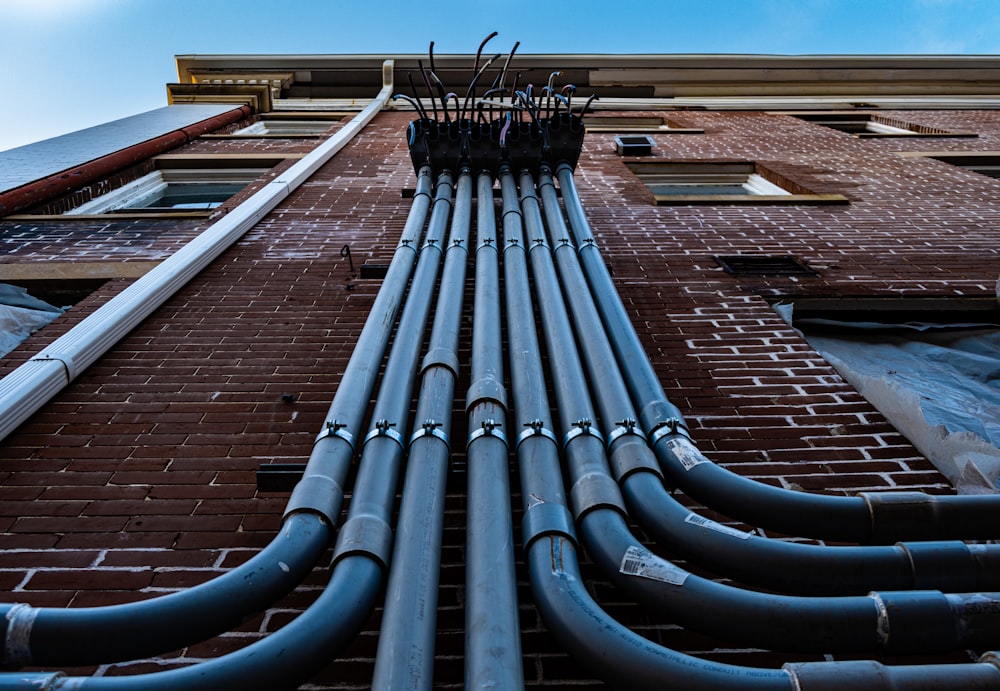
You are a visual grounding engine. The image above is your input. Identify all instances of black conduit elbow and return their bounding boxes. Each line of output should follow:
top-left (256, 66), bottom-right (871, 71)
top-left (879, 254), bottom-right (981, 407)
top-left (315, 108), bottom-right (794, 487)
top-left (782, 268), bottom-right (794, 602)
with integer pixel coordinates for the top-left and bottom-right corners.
top-left (527, 536), bottom-right (795, 691)
top-left (0, 512), bottom-right (328, 669)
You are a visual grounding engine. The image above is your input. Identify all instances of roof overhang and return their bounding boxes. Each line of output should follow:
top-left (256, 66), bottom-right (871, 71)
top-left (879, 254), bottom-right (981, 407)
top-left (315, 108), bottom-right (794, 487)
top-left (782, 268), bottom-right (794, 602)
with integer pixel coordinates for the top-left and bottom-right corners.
top-left (174, 53), bottom-right (1000, 110)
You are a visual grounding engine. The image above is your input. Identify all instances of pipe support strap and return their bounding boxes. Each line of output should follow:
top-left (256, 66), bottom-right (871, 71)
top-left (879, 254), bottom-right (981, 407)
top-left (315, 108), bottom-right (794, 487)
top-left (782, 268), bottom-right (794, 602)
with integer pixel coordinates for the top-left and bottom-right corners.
top-left (467, 419), bottom-right (508, 448)
top-left (2, 603), bottom-right (37, 668)
top-left (465, 377), bottom-right (508, 412)
top-left (409, 421), bottom-right (451, 450)
top-left (522, 500), bottom-right (577, 549)
top-left (363, 420), bottom-right (404, 450)
top-left (516, 420), bottom-right (558, 450)
top-left (333, 514), bottom-right (393, 570)
top-left (570, 472), bottom-right (627, 520)
top-left (563, 418), bottom-right (604, 450)
top-left (313, 419), bottom-right (355, 452)
top-left (641, 399), bottom-right (689, 438)
top-left (421, 347), bottom-right (460, 378)
top-left (283, 473), bottom-right (344, 525)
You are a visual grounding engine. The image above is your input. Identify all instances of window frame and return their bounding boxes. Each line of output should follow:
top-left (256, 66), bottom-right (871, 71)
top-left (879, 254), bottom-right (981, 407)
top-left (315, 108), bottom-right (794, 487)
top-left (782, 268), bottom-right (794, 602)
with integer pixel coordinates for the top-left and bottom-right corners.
top-left (625, 160), bottom-right (848, 205)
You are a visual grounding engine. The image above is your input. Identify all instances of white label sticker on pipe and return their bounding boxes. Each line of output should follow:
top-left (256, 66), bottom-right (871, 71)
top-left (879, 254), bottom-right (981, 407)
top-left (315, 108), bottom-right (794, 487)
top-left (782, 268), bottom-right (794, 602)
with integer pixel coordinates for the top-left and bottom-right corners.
top-left (665, 437), bottom-right (708, 470)
top-left (619, 546), bottom-right (688, 585)
top-left (684, 512), bottom-right (752, 540)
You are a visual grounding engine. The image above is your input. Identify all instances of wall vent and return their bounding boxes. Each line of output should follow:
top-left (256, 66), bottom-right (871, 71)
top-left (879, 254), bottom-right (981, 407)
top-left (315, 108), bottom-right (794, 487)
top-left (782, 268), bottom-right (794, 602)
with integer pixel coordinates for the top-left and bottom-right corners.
top-left (714, 254), bottom-right (818, 276)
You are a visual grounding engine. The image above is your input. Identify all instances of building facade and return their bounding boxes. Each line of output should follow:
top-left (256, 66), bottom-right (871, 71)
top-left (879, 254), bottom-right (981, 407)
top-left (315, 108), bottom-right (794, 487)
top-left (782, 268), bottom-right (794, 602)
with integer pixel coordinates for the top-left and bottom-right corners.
top-left (1, 51), bottom-right (1000, 689)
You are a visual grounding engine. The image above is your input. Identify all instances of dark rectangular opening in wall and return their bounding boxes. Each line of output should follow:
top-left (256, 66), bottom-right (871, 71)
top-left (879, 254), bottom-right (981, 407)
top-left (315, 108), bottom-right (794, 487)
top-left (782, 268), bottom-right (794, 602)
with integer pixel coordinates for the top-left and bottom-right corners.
top-left (714, 255), bottom-right (818, 276)
top-left (360, 264), bottom-right (390, 279)
top-left (4, 278), bottom-right (108, 309)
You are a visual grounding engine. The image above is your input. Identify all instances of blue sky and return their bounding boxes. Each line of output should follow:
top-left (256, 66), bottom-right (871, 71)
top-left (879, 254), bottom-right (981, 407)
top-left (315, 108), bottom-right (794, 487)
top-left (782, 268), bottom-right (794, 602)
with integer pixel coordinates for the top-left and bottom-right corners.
top-left (2, 0), bottom-right (999, 152)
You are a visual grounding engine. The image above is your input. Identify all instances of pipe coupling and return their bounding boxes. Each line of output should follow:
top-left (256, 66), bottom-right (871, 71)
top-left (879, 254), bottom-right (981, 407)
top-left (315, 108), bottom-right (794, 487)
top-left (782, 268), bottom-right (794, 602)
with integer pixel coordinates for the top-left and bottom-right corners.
top-left (465, 377), bottom-right (508, 412)
top-left (283, 473), bottom-right (344, 526)
top-left (522, 500), bottom-right (577, 550)
top-left (869, 590), bottom-right (957, 653)
top-left (2, 603), bottom-right (38, 669)
top-left (421, 346), bottom-right (460, 378)
top-left (569, 472), bottom-right (627, 520)
top-left (607, 434), bottom-right (662, 482)
top-left (859, 491), bottom-right (936, 544)
top-left (333, 514), bottom-right (393, 570)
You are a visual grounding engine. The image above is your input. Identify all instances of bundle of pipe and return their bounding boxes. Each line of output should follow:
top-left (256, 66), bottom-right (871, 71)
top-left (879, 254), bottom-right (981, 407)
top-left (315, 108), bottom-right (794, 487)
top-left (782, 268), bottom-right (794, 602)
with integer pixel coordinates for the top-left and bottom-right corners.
top-left (0, 168), bottom-right (460, 689)
top-left (506, 166), bottom-right (1000, 689)
top-left (0, 158), bottom-right (431, 675)
top-left (552, 163), bottom-right (1000, 544)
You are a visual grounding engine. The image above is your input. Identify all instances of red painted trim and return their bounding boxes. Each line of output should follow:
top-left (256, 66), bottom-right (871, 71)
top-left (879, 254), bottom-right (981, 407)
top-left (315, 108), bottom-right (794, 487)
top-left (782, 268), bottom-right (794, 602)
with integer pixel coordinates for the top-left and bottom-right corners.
top-left (0, 105), bottom-right (254, 217)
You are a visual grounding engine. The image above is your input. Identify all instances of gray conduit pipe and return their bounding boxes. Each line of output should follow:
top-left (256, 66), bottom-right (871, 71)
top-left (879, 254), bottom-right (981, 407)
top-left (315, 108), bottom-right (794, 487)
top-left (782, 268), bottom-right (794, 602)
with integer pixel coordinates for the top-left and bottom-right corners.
top-left (554, 163), bottom-right (1000, 545)
top-left (521, 169), bottom-right (1000, 655)
top-left (507, 169), bottom-right (1000, 690)
top-left (371, 168), bottom-right (471, 689)
top-left (0, 61), bottom-right (395, 444)
top-left (0, 158), bottom-right (433, 669)
top-left (0, 172), bottom-right (456, 691)
top-left (534, 167), bottom-right (1000, 596)
top-left (463, 171), bottom-right (523, 690)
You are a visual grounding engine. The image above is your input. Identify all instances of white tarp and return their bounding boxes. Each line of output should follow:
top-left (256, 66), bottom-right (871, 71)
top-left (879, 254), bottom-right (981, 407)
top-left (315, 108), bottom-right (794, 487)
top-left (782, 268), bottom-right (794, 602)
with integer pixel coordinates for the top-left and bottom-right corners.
top-left (776, 302), bottom-right (1000, 493)
top-left (0, 284), bottom-right (63, 358)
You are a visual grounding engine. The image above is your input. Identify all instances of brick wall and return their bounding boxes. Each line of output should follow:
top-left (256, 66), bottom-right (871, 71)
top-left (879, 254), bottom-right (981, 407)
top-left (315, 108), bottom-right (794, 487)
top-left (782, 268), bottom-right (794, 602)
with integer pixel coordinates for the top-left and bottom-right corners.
top-left (1, 108), bottom-right (998, 687)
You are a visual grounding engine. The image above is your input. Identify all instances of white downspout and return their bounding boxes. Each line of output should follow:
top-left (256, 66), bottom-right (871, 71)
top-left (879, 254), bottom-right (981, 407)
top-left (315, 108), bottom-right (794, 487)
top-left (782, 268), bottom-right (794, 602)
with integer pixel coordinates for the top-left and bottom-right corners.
top-left (0, 60), bottom-right (395, 443)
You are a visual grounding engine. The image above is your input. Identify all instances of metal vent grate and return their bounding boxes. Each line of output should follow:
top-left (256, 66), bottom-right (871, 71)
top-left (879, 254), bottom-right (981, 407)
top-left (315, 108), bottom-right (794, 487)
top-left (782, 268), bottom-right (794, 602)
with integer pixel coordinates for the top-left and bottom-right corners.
top-left (714, 254), bottom-right (818, 276)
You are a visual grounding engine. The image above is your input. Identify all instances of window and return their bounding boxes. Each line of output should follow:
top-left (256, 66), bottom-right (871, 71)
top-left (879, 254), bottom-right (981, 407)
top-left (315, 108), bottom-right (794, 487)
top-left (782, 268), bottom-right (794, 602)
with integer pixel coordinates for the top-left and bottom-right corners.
top-left (791, 112), bottom-right (975, 139)
top-left (584, 115), bottom-right (703, 134)
top-left (777, 298), bottom-right (1000, 492)
top-left (232, 115), bottom-right (342, 137)
top-left (64, 157), bottom-right (283, 216)
top-left (908, 153), bottom-right (1000, 180)
top-left (626, 161), bottom-right (847, 205)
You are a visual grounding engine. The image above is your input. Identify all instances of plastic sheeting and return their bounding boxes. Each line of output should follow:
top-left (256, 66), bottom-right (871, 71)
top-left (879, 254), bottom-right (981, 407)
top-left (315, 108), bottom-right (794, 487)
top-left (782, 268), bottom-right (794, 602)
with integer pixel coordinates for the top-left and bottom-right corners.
top-left (0, 284), bottom-right (63, 358)
top-left (775, 302), bottom-right (1000, 493)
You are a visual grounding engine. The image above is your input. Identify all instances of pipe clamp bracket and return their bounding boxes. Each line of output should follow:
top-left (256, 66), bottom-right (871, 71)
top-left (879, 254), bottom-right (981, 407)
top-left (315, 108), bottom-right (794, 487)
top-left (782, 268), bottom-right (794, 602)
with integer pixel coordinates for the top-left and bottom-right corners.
top-left (516, 419), bottom-right (558, 449)
top-left (606, 418), bottom-right (645, 449)
top-left (314, 419), bottom-right (356, 452)
top-left (409, 420), bottom-right (450, 450)
top-left (467, 419), bottom-right (508, 448)
top-left (363, 419), bottom-right (404, 449)
top-left (563, 418), bottom-right (604, 450)
top-left (648, 418), bottom-right (688, 447)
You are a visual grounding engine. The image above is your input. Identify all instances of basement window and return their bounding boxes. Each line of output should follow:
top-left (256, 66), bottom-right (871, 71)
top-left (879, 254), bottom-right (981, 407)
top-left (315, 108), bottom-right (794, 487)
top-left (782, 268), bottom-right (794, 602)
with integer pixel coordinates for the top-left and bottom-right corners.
top-left (715, 255), bottom-right (818, 276)
top-left (791, 112), bottom-right (975, 139)
top-left (776, 298), bottom-right (1000, 493)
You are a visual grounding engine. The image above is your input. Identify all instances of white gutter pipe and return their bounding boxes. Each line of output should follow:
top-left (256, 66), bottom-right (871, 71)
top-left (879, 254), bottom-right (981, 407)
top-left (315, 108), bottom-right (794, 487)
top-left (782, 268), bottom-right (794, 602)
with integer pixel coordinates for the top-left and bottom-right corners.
top-left (0, 60), bottom-right (395, 443)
